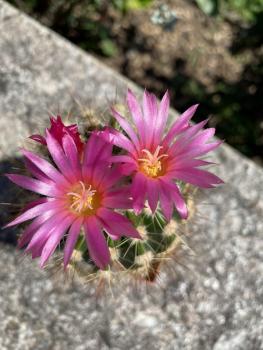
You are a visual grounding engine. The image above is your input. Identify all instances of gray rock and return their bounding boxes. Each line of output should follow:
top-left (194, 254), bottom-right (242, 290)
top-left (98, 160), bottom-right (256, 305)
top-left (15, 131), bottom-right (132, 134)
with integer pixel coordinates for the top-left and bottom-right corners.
top-left (0, 1), bottom-right (262, 350)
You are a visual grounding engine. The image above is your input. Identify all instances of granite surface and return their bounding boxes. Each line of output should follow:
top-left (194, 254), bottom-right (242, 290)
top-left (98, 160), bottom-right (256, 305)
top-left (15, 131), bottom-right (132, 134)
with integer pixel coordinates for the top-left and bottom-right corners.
top-left (0, 1), bottom-right (262, 349)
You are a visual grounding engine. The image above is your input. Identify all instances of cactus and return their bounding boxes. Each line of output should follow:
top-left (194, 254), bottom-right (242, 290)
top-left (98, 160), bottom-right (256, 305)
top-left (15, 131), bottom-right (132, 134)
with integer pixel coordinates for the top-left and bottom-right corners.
top-left (5, 89), bottom-right (222, 287)
top-left (57, 182), bottom-right (196, 284)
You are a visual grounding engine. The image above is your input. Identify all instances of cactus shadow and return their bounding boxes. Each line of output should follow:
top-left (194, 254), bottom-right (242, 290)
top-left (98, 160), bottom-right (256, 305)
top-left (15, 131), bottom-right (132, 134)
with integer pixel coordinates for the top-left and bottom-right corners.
top-left (0, 156), bottom-right (34, 245)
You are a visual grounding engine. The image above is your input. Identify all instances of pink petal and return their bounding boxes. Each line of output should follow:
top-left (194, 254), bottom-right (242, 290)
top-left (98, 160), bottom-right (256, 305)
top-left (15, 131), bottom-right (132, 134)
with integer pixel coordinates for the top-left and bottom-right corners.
top-left (84, 132), bottom-right (113, 166)
top-left (6, 174), bottom-right (62, 197)
top-left (169, 119), bottom-right (209, 156)
top-left (24, 158), bottom-right (51, 183)
top-left (147, 178), bottom-right (159, 213)
top-left (29, 134), bottom-right (46, 145)
top-left (63, 217), bottom-right (83, 268)
top-left (26, 211), bottom-right (69, 252)
top-left (162, 104), bottom-right (199, 146)
top-left (142, 90), bottom-right (158, 147)
top-left (97, 208), bottom-right (141, 239)
top-left (31, 240), bottom-right (46, 259)
top-left (62, 134), bottom-right (81, 171)
top-left (84, 217), bottom-right (110, 269)
top-left (107, 128), bottom-right (137, 154)
top-left (119, 163), bottom-right (137, 176)
top-left (22, 149), bottom-right (70, 187)
top-left (131, 172), bottom-right (147, 214)
top-left (175, 140), bottom-right (223, 161)
top-left (159, 182), bottom-right (173, 221)
top-left (95, 165), bottom-right (123, 191)
top-left (47, 115), bottom-right (83, 154)
top-left (18, 213), bottom-right (53, 248)
top-left (126, 89), bottom-right (146, 146)
top-left (4, 200), bottom-right (64, 228)
top-left (173, 128), bottom-right (215, 158)
top-left (160, 179), bottom-right (188, 219)
top-left (177, 118), bottom-right (209, 143)
top-left (40, 215), bottom-right (73, 267)
top-left (153, 90), bottom-right (170, 147)
top-left (168, 159), bottom-right (214, 171)
top-left (111, 108), bottom-right (140, 151)
top-left (103, 187), bottom-right (133, 209)
top-left (171, 168), bottom-right (224, 188)
top-left (109, 155), bottom-right (137, 165)
top-left (85, 161), bottom-right (107, 188)
top-left (22, 198), bottom-right (49, 212)
top-left (45, 130), bottom-right (71, 177)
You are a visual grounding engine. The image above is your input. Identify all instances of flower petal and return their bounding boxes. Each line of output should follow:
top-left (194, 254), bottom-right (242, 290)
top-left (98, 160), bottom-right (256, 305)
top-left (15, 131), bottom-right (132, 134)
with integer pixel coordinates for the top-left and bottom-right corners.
top-left (146, 178), bottom-right (159, 213)
top-left (131, 172), bottom-right (147, 214)
top-left (107, 128), bottom-right (137, 154)
top-left (159, 182), bottom-right (173, 221)
top-left (162, 104), bottom-right (199, 146)
top-left (26, 211), bottom-right (69, 252)
top-left (40, 215), bottom-right (73, 267)
top-left (142, 90), bottom-right (158, 147)
top-left (84, 217), bottom-right (110, 269)
top-left (18, 210), bottom-right (56, 248)
top-left (168, 159), bottom-right (214, 171)
top-left (83, 132), bottom-right (113, 166)
top-left (22, 149), bottom-right (70, 187)
top-left (95, 165), bottom-right (123, 191)
top-left (169, 119), bottom-right (209, 156)
top-left (109, 155), bottom-right (137, 165)
top-left (4, 200), bottom-right (64, 228)
top-left (171, 168), bottom-right (224, 188)
top-left (103, 187), bottom-right (133, 209)
top-left (45, 130), bottom-right (71, 176)
top-left (153, 90), bottom-right (170, 147)
top-left (111, 107), bottom-right (140, 151)
top-left (63, 217), bottom-right (83, 268)
top-left (160, 179), bottom-right (188, 219)
top-left (6, 174), bottom-right (62, 197)
top-left (97, 208), bottom-right (141, 239)
top-left (126, 89), bottom-right (145, 143)
top-left (24, 158), bottom-right (51, 183)
top-left (62, 134), bottom-right (81, 172)
top-left (29, 134), bottom-right (46, 145)
top-left (175, 141), bottom-right (223, 161)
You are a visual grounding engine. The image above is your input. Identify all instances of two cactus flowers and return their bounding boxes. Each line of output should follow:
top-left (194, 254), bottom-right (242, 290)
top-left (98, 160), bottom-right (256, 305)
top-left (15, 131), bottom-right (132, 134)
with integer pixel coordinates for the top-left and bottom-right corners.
top-left (4, 89), bottom-right (223, 275)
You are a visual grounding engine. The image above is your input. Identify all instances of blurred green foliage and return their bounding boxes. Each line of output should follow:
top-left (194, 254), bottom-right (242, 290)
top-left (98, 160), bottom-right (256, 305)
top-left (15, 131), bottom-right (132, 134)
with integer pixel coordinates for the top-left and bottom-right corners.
top-left (7, 0), bottom-right (263, 161)
top-left (8, 0), bottom-right (153, 56)
top-left (195, 0), bottom-right (263, 22)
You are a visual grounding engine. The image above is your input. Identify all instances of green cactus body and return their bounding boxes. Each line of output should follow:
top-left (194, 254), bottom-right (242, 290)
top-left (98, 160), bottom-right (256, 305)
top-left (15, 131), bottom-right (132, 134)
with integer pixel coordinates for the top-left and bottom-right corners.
top-left (38, 105), bottom-right (196, 284)
top-left (65, 184), bottom-right (195, 283)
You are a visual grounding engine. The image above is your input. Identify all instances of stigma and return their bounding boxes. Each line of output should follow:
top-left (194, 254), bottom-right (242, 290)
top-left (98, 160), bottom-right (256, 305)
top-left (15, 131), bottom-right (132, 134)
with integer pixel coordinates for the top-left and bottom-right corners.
top-left (67, 181), bottom-right (97, 214)
top-left (138, 146), bottom-right (168, 178)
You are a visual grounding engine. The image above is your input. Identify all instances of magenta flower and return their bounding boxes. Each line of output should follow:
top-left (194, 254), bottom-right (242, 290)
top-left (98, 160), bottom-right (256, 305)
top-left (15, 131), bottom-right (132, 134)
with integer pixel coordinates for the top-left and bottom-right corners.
top-left (108, 89), bottom-right (223, 220)
top-left (5, 131), bottom-right (140, 269)
top-left (30, 115), bottom-right (83, 154)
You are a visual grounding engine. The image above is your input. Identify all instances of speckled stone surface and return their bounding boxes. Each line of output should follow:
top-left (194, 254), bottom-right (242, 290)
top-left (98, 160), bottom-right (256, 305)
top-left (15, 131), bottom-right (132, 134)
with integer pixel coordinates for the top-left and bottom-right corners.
top-left (0, 1), bottom-right (262, 350)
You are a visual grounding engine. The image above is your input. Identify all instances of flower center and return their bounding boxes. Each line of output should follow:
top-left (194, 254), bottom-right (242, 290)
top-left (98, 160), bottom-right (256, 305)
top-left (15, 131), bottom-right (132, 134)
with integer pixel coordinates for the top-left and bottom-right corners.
top-left (67, 181), bottom-right (101, 216)
top-left (138, 146), bottom-right (168, 178)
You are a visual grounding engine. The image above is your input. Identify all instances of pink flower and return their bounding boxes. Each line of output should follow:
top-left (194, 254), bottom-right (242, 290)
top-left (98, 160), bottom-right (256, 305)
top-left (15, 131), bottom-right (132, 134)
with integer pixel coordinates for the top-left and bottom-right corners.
top-left (30, 115), bottom-right (83, 154)
top-left (108, 89), bottom-right (223, 221)
top-left (5, 131), bottom-right (140, 269)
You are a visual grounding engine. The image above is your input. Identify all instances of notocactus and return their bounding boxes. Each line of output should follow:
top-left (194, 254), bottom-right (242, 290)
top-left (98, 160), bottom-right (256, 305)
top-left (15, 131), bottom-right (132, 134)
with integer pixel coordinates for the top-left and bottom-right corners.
top-left (4, 89), bottom-right (222, 286)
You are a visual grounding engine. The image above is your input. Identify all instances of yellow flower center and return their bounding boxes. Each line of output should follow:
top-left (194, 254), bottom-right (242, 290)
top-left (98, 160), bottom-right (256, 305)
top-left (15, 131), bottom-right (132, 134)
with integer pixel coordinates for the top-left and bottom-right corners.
top-left (138, 146), bottom-right (168, 178)
top-left (67, 181), bottom-right (101, 216)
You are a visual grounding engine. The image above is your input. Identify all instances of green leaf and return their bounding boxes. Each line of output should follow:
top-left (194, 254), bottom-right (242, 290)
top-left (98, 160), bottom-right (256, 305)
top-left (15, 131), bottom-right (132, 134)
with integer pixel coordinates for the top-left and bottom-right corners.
top-left (126, 0), bottom-right (153, 9)
top-left (100, 39), bottom-right (118, 57)
top-left (195, 0), bottom-right (219, 16)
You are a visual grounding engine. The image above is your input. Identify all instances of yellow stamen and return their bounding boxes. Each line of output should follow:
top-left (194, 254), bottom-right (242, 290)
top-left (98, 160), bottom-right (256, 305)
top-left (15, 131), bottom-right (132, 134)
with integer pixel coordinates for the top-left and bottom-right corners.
top-left (138, 146), bottom-right (168, 178)
top-left (67, 181), bottom-right (99, 215)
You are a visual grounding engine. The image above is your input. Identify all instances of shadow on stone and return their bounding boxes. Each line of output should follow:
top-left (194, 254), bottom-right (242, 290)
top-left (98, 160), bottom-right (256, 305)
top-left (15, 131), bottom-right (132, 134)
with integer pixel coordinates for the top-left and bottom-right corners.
top-left (0, 156), bottom-right (36, 245)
